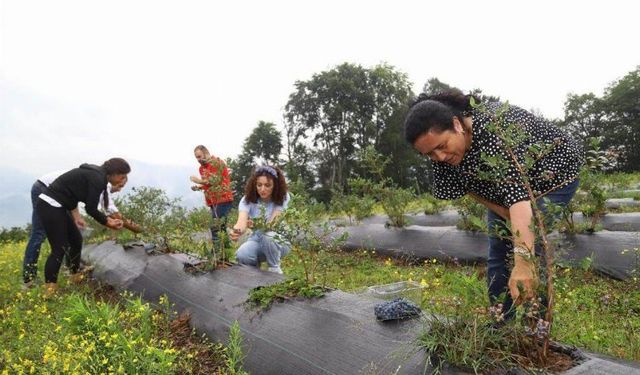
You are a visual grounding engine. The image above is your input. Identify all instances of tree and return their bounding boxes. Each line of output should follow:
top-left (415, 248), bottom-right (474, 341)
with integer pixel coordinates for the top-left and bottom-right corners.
top-left (283, 116), bottom-right (316, 191)
top-left (601, 67), bottom-right (640, 171)
top-left (376, 101), bottom-right (433, 193)
top-left (422, 77), bottom-right (455, 95)
top-left (421, 77), bottom-right (501, 103)
top-left (470, 88), bottom-right (501, 104)
top-left (284, 62), bottom-right (413, 193)
top-left (559, 66), bottom-right (640, 171)
top-left (229, 121), bottom-right (283, 199)
top-left (285, 63), bottom-right (364, 192)
top-left (560, 93), bottom-right (606, 144)
top-left (243, 121), bottom-right (283, 164)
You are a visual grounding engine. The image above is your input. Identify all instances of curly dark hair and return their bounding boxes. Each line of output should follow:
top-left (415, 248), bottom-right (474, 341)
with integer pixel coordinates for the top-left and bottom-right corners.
top-left (243, 165), bottom-right (288, 205)
top-left (101, 157), bottom-right (131, 176)
top-left (404, 90), bottom-right (479, 145)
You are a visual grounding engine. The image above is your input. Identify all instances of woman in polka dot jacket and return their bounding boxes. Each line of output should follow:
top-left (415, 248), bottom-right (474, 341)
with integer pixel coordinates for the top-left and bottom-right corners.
top-left (404, 90), bottom-right (583, 320)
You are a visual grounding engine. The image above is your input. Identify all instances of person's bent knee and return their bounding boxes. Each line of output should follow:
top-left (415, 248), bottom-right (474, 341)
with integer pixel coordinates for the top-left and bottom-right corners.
top-left (236, 254), bottom-right (257, 266)
top-left (235, 250), bottom-right (258, 266)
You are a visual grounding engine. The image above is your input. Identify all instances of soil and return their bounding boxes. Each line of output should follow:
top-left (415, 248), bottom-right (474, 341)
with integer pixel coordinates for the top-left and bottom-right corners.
top-left (544, 350), bottom-right (577, 373)
top-left (166, 312), bottom-right (228, 374)
top-left (512, 341), bottom-right (584, 374)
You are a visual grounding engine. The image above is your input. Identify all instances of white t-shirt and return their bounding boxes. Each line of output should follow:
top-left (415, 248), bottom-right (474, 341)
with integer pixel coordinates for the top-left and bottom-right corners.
top-left (38, 170), bottom-right (66, 186)
top-left (238, 193), bottom-right (290, 220)
top-left (37, 170), bottom-right (66, 207)
top-left (98, 186), bottom-right (119, 214)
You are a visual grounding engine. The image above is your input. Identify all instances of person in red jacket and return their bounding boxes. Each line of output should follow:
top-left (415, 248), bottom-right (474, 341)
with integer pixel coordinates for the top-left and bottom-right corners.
top-left (190, 145), bottom-right (234, 247)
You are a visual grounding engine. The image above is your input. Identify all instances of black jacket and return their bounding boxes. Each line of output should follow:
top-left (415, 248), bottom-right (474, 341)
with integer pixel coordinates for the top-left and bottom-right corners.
top-left (47, 164), bottom-right (108, 225)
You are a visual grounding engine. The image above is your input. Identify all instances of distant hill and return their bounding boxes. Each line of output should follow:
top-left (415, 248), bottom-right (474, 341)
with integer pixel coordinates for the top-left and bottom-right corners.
top-left (125, 159), bottom-right (205, 210)
top-left (0, 167), bottom-right (36, 228)
top-left (0, 161), bottom-right (208, 228)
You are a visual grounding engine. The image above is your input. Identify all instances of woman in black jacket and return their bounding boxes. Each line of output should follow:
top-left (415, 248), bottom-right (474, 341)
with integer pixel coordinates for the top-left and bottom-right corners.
top-left (36, 157), bottom-right (131, 294)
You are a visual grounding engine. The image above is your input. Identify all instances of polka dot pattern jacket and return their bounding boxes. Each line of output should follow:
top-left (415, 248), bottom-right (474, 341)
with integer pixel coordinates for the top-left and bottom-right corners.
top-left (432, 102), bottom-right (584, 208)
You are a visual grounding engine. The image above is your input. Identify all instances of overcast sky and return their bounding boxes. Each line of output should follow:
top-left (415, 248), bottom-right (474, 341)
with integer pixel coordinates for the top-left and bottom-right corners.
top-left (2, 0), bottom-right (639, 177)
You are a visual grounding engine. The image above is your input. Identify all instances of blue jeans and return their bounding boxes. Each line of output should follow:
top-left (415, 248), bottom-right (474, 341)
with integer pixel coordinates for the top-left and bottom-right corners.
top-left (210, 201), bottom-right (233, 245)
top-left (487, 179), bottom-right (579, 319)
top-left (235, 230), bottom-right (290, 268)
top-left (23, 181), bottom-right (48, 283)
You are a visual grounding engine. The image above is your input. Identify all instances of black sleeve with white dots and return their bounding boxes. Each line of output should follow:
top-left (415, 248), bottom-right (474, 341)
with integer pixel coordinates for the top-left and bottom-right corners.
top-left (431, 102), bottom-right (584, 208)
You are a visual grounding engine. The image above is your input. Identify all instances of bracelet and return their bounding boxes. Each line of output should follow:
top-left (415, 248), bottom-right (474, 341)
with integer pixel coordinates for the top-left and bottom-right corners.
top-left (513, 246), bottom-right (533, 258)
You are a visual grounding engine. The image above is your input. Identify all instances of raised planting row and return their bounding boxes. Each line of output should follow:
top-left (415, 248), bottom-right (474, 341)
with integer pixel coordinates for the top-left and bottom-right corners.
top-left (82, 241), bottom-right (425, 375)
top-left (333, 224), bottom-right (640, 281)
top-left (82, 241), bottom-right (640, 374)
top-left (353, 211), bottom-right (640, 232)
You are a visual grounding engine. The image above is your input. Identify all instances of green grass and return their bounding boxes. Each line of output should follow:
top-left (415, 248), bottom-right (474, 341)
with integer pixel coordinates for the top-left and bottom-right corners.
top-left (4, 236), bottom-right (637, 371)
top-left (607, 205), bottom-right (640, 214)
top-left (594, 172), bottom-right (640, 191)
top-left (0, 241), bottom-right (231, 374)
top-left (281, 249), bottom-right (640, 361)
top-left (554, 269), bottom-right (640, 359)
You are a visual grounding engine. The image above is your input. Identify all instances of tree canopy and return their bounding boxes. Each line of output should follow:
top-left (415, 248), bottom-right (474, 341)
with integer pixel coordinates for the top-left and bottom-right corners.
top-left (283, 62), bottom-right (414, 196)
top-left (561, 66), bottom-right (640, 171)
top-left (228, 121), bottom-right (283, 199)
top-left (225, 64), bottom-right (640, 206)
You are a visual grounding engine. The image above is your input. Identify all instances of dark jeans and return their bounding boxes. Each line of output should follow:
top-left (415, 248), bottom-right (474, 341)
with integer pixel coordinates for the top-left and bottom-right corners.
top-left (36, 200), bottom-right (83, 283)
top-left (210, 201), bottom-right (233, 245)
top-left (487, 179), bottom-right (579, 319)
top-left (23, 181), bottom-right (48, 283)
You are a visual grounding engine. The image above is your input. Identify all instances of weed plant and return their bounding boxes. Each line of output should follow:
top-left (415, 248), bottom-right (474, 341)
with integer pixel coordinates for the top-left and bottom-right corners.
top-left (88, 186), bottom-right (236, 270)
top-left (355, 146), bottom-right (415, 227)
top-left (571, 138), bottom-right (612, 232)
top-left (275, 189), bottom-right (347, 285)
top-left (225, 321), bottom-right (249, 375)
top-left (419, 307), bottom-right (524, 374)
top-left (622, 246), bottom-right (640, 288)
top-left (330, 178), bottom-right (377, 224)
top-left (453, 196), bottom-right (487, 232)
top-left (246, 278), bottom-right (326, 310)
top-left (112, 186), bottom-right (186, 247)
top-left (420, 193), bottom-right (450, 215)
top-left (327, 146), bottom-right (416, 227)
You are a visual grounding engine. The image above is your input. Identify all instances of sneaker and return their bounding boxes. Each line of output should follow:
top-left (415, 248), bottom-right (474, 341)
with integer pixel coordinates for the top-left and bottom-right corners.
top-left (69, 273), bottom-right (85, 284)
top-left (267, 266), bottom-right (283, 274)
top-left (21, 280), bottom-right (35, 291)
top-left (43, 282), bottom-right (58, 298)
top-left (79, 264), bottom-right (94, 273)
